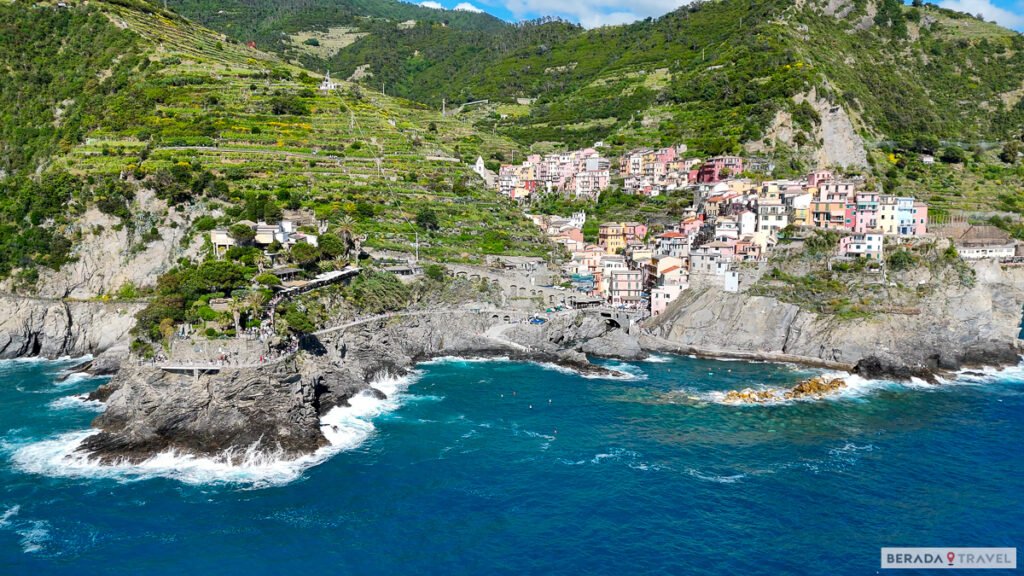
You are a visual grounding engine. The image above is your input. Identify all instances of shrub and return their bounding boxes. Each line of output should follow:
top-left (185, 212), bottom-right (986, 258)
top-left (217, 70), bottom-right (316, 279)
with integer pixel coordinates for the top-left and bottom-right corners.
top-left (424, 263), bottom-right (447, 282)
top-left (416, 208), bottom-right (440, 231)
top-left (887, 248), bottom-right (917, 271)
top-left (255, 272), bottom-right (281, 286)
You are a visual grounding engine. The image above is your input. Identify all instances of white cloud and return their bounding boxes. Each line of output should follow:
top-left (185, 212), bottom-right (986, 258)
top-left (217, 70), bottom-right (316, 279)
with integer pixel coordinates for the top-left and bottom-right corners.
top-left (502, 0), bottom-right (686, 27)
top-left (419, 1), bottom-right (444, 9)
top-left (937, 0), bottom-right (1024, 28)
top-left (454, 2), bottom-right (485, 12)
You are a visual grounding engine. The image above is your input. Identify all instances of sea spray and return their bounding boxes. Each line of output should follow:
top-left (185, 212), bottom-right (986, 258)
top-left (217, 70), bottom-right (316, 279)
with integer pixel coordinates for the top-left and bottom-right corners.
top-left (11, 371), bottom-right (425, 488)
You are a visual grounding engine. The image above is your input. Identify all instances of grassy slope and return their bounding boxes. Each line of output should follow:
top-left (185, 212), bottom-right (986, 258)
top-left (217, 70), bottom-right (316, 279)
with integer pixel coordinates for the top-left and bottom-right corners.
top-left (31, 0), bottom-right (549, 261)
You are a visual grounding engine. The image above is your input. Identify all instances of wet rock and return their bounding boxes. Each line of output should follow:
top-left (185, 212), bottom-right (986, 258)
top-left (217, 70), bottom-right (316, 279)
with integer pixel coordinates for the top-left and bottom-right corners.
top-left (721, 376), bottom-right (847, 404)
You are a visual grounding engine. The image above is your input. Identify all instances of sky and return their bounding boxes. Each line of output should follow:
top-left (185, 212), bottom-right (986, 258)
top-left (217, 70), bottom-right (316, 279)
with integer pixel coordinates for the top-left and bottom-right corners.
top-left (412, 0), bottom-right (1024, 30)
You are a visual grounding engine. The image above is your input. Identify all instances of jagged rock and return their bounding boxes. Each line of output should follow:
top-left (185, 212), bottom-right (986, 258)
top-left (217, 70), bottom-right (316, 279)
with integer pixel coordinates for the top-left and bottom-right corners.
top-left (77, 310), bottom-right (624, 463)
top-left (81, 362), bottom-right (331, 462)
top-left (722, 376), bottom-right (847, 404)
top-left (0, 296), bottom-right (142, 360)
top-left (580, 329), bottom-right (646, 360)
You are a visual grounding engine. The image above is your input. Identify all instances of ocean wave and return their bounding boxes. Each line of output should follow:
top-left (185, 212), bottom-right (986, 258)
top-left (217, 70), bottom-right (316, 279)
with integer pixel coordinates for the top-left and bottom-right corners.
top-left (557, 447), bottom-right (658, 469)
top-left (47, 394), bottom-right (106, 413)
top-left (535, 361), bottom-right (640, 381)
top-left (950, 362), bottom-right (1024, 385)
top-left (686, 469), bottom-right (746, 484)
top-left (0, 505), bottom-right (19, 527)
top-left (17, 520), bottom-right (50, 554)
top-left (418, 355), bottom-right (511, 365)
top-left (11, 372), bottom-right (424, 488)
top-left (641, 355), bottom-right (671, 363)
top-left (53, 372), bottom-right (107, 387)
top-left (0, 354), bottom-right (92, 366)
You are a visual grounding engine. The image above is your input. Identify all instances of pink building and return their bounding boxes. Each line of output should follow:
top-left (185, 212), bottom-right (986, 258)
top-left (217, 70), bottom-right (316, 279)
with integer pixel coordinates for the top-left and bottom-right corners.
top-left (912, 202), bottom-right (928, 236)
top-left (622, 222), bottom-right (648, 242)
top-left (807, 170), bottom-right (834, 188)
top-left (697, 156), bottom-right (744, 183)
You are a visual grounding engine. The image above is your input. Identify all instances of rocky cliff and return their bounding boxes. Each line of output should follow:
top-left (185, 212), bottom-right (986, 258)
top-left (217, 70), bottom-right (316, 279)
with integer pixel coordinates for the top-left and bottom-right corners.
top-left (27, 190), bottom-right (204, 299)
top-left (0, 296), bottom-right (143, 360)
top-left (646, 261), bottom-right (1024, 378)
top-left (78, 311), bottom-right (632, 462)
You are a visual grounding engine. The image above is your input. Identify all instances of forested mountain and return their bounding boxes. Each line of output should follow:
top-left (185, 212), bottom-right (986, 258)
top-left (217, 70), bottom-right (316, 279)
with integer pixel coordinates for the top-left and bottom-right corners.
top-left (167, 0), bottom-right (1024, 162)
top-left (162, 0), bottom-right (584, 106)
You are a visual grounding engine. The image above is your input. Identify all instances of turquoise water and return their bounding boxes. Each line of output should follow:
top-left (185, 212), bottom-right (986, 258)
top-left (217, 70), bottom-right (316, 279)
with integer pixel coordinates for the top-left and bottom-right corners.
top-left (0, 354), bottom-right (1021, 574)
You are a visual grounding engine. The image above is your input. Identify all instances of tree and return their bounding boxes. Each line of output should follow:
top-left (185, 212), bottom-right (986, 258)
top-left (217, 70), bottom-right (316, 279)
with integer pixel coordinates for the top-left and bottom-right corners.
top-left (319, 233), bottom-right (348, 259)
top-left (999, 141), bottom-right (1020, 164)
top-left (290, 242), bottom-right (320, 267)
top-left (263, 201), bottom-right (283, 223)
top-left (416, 208), bottom-right (440, 231)
top-left (283, 305), bottom-right (315, 333)
top-left (228, 223), bottom-right (256, 245)
top-left (940, 146), bottom-right (966, 164)
top-left (268, 94), bottom-right (308, 116)
top-left (197, 260), bottom-right (248, 294)
top-left (255, 272), bottom-right (281, 287)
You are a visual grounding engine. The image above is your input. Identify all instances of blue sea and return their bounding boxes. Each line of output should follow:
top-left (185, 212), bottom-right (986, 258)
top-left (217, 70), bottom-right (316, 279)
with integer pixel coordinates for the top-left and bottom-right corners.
top-left (0, 354), bottom-right (1021, 575)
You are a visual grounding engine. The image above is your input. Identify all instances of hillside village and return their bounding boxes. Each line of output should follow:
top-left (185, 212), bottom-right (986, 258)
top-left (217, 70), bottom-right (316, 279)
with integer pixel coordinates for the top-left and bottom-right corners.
top-left (202, 140), bottom-right (1024, 326)
top-left (478, 144), bottom-right (1024, 317)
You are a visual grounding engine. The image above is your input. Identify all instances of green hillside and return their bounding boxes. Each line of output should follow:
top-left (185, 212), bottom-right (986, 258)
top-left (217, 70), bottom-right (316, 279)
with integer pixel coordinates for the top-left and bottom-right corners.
top-left (170, 0), bottom-right (1024, 162)
top-left (0, 0), bottom-right (549, 283)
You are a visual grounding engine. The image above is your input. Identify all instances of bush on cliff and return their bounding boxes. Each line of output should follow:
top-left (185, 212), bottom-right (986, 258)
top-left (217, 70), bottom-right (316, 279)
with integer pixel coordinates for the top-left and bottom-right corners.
top-left (343, 270), bottom-right (410, 314)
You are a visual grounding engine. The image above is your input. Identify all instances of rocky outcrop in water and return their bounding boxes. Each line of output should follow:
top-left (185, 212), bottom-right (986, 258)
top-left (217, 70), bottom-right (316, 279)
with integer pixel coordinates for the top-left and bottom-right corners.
top-left (720, 376), bottom-right (847, 404)
top-left (78, 310), bottom-right (627, 463)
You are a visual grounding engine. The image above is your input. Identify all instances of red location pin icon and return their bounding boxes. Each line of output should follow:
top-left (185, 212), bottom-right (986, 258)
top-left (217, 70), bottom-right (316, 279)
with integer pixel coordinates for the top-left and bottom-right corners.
top-left (947, 552), bottom-right (955, 565)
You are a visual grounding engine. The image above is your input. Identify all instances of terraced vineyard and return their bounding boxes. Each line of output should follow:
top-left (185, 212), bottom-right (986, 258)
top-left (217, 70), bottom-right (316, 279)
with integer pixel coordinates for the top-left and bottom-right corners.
top-left (49, 0), bottom-right (548, 261)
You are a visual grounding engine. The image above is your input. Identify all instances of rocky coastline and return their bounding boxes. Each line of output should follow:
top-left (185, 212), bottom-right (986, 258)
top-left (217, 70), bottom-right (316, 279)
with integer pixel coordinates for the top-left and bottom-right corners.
top-left (646, 260), bottom-right (1024, 382)
top-left (0, 258), bottom-right (1020, 465)
top-left (72, 311), bottom-right (632, 463)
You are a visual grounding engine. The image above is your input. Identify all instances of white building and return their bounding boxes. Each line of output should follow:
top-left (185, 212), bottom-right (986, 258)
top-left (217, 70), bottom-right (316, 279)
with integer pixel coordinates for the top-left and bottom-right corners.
top-left (319, 71), bottom-right (339, 92)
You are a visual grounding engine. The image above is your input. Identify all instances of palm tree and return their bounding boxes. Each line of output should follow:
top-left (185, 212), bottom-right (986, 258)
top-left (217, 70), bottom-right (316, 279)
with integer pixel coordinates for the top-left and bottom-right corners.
top-left (245, 290), bottom-right (269, 324)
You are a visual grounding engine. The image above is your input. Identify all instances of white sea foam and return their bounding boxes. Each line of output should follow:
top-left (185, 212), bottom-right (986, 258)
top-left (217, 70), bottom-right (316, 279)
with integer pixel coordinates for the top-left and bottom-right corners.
top-left (418, 355), bottom-right (511, 365)
top-left (693, 369), bottom-right (965, 406)
top-left (535, 361), bottom-right (640, 381)
top-left (0, 354), bottom-right (92, 366)
top-left (642, 355), bottom-right (671, 363)
top-left (0, 505), bottom-right (19, 527)
top-left (47, 394), bottom-right (106, 412)
top-left (687, 469), bottom-right (746, 484)
top-left (17, 521), bottom-right (50, 554)
top-left (52, 372), bottom-right (106, 387)
top-left (11, 372), bottom-right (424, 488)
